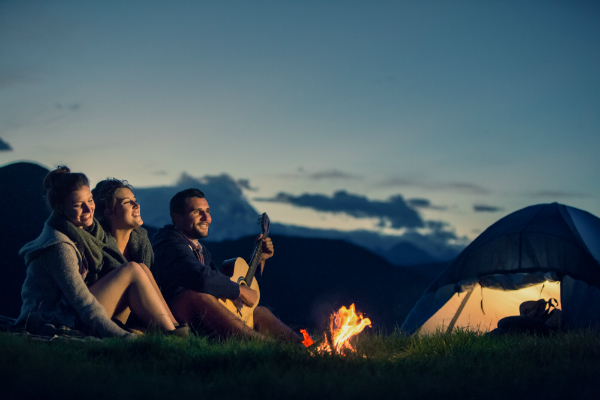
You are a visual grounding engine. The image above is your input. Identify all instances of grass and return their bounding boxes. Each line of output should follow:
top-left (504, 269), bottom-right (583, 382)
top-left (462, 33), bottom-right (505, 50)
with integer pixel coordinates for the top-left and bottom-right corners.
top-left (2, 329), bottom-right (600, 400)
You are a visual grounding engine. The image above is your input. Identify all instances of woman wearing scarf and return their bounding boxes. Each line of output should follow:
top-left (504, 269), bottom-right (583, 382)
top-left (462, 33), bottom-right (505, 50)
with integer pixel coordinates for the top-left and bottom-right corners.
top-left (16, 166), bottom-right (177, 338)
top-left (91, 178), bottom-right (182, 332)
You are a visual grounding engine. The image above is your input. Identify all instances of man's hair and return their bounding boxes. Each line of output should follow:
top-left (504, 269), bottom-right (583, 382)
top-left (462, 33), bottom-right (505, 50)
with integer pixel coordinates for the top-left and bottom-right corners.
top-left (170, 188), bottom-right (206, 223)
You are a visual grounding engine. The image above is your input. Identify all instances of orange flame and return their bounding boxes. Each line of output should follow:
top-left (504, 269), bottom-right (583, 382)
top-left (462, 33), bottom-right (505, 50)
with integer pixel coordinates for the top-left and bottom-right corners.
top-left (300, 329), bottom-right (314, 347)
top-left (316, 303), bottom-right (371, 355)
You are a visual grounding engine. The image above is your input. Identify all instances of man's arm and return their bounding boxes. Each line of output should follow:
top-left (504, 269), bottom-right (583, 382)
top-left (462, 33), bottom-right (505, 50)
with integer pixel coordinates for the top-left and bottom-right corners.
top-left (238, 284), bottom-right (258, 307)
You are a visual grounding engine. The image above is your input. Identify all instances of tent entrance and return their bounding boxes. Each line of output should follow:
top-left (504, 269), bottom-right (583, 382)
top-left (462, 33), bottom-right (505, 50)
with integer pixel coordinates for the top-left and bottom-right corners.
top-left (420, 281), bottom-right (561, 334)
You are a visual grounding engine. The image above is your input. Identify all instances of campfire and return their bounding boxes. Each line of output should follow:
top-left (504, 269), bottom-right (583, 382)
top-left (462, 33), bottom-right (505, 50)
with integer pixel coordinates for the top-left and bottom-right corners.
top-left (301, 303), bottom-right (371, 355)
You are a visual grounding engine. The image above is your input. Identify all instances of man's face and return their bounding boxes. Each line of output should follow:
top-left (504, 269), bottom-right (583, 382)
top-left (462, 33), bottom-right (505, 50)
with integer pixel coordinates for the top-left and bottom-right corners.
top-left (173, 197), bottom-right (211, 240)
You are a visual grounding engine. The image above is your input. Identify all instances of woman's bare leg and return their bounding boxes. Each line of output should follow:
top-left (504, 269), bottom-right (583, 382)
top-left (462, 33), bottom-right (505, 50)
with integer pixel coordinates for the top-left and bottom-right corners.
top-left (89, 262), bottom-right (175, 331)
top-left (138, 263), bottom-right (177, 324)
top-left (113, 307), bottom-right (131, 325)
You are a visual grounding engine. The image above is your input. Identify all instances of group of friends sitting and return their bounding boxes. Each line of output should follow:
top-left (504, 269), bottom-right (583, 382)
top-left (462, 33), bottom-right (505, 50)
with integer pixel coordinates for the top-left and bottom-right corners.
top-left (15, 166), bottom-right (302, 344)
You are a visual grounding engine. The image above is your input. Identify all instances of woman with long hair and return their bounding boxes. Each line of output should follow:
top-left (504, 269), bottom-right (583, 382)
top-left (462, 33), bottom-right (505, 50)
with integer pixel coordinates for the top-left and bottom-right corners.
top-left (16, 166), bottom-right (177, 338)
top-left (91, 178), bottom-right (180, 330)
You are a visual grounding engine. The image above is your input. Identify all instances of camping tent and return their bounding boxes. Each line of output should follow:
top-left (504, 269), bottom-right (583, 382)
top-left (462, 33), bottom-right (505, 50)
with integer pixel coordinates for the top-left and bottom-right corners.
top-left (401, 203), bottom-right (600, 335)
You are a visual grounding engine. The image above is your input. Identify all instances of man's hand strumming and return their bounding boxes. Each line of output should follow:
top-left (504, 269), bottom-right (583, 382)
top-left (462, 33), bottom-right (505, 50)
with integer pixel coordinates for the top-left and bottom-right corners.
top-left (238, 284), bottom-right (258, 307)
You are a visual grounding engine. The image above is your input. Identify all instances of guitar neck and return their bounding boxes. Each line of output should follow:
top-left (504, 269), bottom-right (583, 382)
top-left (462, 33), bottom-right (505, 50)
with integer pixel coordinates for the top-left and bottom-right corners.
top-left (244, 213), bottom-right (270, 287)
top-left (245, 234), bottom-right (266, 287)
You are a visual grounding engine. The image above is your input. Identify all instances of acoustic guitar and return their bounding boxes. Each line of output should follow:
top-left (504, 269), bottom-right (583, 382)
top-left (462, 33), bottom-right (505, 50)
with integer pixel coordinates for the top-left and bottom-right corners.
top-left (218, 213), bottom-right (270, 328)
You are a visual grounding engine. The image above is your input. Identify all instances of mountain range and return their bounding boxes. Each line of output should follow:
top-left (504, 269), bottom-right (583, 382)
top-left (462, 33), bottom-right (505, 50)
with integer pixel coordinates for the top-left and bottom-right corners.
top-left (132, 173), bottom-right (462, 265)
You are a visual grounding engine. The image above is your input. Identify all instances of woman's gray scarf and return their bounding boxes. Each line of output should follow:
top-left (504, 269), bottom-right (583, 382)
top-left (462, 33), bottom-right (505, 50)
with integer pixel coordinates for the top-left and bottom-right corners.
top-left (99, 224), bottom-right (154, 277)
top-left (46, 212), bottom-right (154, 286)
top-left (47, 212), bottom-right (108, 285)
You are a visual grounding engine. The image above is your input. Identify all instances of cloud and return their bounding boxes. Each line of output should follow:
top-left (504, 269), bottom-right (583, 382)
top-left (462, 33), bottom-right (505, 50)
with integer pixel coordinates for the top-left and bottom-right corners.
top-left (152, 170), bottom-right (169, 176)
top-left (255, 190), bottom-right (424, 229)
top-left (529, 190), bottom-right (591, 199)
top-left (407, 198), bottom-right (447, 210)
top-left (280, 168), bottom-right (362, 181)
top-left (0, 70), bottom-right (38, 89)
top-left (0, 137), bottom-right (12, 151)
top-left (473, 204), bottom-right (503, 212)
top-left (378, 178), bottom-right (490, 195)
top-left (55, 102), bottom-right (81, 111)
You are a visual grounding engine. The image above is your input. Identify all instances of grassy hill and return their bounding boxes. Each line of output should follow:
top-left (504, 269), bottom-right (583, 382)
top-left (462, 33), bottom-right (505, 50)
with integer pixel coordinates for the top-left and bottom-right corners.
top-left (2, 329), bottom-right (600, 400)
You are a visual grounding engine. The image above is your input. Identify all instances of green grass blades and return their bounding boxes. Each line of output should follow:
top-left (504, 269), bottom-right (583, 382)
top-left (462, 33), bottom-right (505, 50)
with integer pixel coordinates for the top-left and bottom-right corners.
top-left (2, 329), bottom-right (600, 400)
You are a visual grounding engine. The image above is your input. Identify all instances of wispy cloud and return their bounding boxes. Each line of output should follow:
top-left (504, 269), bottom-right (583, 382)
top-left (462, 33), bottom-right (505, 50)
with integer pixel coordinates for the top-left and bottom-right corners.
top-left (378, 178), bottom-right (490, 195)
top-left (0, 70), bottom-right (39, 89)
top-left (473, 204), bottom-right (503, 212)
top-left (0, 137), bottom-right (12, 151)
top-left (529, 190), bottom-right (591, 199)
top-left (255, 190), bottom-right (424, 229)
top-left (280, 168), bottom-right (363, 181)
top-left (407, 198), bottom-right (447, 211)
top-left (55, 102), bottom-right (81, 111)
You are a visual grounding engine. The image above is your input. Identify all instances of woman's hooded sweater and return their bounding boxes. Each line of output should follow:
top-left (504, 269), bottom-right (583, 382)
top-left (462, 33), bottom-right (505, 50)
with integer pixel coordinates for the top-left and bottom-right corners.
top-left (16, 221), bottom-right (130, 338)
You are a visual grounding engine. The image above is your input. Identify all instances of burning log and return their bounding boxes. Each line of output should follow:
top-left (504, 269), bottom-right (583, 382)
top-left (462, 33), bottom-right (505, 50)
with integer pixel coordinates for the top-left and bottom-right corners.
top-left (314, 303), bottom-right (371, 355)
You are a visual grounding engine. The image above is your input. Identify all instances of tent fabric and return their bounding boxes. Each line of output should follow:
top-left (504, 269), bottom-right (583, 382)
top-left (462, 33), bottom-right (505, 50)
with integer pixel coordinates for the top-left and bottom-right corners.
top-left (401, 203), bottom-right (600, 335)
top-left (561, 276), bottom-right (600, 329)
top-left (566, 207), bottom-right (600, 263)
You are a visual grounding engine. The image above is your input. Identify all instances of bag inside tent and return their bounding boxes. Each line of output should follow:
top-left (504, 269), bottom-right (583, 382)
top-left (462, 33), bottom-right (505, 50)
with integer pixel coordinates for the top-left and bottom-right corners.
top-left (419, 279), bottom-right (561, 334)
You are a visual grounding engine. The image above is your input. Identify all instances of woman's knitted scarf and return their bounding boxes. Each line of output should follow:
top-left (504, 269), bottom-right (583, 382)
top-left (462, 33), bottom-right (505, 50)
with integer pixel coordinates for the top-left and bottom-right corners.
top-left (97, 222), bottom-right (154, 281)
top-left (47, 211), bottom-right (107, 285)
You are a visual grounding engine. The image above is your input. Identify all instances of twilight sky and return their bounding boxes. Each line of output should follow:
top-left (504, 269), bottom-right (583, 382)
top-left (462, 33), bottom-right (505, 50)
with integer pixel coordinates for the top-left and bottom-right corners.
top-left (1, 0), bottom-right (599, 243)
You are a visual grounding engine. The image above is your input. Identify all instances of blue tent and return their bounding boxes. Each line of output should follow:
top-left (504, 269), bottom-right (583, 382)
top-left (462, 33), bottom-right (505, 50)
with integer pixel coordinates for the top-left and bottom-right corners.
top-left (401, 203), bottom-right (600, 335)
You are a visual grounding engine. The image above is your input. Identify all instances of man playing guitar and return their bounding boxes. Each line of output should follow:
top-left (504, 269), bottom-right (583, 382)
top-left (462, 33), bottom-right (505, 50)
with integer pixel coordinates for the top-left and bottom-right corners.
top-left (152, 188), bottom-right (302, 343)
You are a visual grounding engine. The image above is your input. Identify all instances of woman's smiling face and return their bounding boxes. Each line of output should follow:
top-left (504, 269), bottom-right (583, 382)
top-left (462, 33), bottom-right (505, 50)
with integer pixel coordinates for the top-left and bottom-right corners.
top-left (63, 185), bottom-right (95, 228)
top-left (108, 187), bottom-right (143, 231)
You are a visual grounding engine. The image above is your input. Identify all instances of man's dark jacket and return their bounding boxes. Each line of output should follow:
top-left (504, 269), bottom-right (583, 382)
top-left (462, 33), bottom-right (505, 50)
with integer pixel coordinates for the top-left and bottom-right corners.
top-left (152, 225), bottom-right (240, 301)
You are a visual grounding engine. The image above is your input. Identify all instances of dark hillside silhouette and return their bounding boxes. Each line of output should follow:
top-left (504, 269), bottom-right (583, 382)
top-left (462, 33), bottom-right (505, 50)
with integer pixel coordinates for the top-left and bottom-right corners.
top-left (0, 162), bottom-right (50, 317)
top-left (383, 241), bottom-right (436, 265)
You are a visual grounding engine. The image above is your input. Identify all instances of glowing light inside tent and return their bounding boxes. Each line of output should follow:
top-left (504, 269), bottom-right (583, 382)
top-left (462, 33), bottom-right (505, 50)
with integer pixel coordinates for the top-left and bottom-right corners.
top-left (420, 281), bottom-right (561, 334)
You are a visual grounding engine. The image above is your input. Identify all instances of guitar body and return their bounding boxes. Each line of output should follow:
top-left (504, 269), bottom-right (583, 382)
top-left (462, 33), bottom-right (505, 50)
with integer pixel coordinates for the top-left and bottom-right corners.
top-left (218, 257), bottom-right (260, 328)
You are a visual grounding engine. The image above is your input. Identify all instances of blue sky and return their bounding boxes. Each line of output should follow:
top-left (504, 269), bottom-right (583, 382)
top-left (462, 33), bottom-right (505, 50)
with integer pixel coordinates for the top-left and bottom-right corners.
top-left (1, 0), bottom-right (599, 243)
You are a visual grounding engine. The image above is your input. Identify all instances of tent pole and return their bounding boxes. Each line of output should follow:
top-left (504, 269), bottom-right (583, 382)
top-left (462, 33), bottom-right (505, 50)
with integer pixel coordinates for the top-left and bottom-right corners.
top-left (446, 286), bottom-right (475, 334)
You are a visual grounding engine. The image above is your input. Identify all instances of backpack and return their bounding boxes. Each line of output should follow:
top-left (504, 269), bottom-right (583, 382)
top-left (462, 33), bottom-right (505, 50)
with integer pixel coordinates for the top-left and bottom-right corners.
top-left (491, 298), bottom-right (561, 336)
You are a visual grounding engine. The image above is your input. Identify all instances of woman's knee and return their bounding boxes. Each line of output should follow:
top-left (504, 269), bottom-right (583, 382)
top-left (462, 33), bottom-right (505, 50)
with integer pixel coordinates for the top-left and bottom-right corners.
top-left (138, 263), bottom-right (150, 274)
top-left (138, 263), bottom-right (158, 282)
top-left (119, 261), bottom-right (146, 281)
